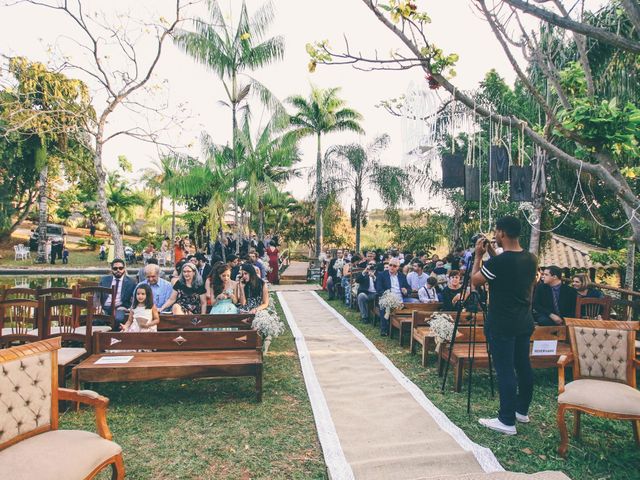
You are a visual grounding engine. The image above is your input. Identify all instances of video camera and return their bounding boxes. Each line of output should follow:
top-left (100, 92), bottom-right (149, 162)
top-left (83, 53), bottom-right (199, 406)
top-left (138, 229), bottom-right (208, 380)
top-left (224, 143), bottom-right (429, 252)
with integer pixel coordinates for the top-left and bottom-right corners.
top-left (470, 233), bottom-right (489, 247)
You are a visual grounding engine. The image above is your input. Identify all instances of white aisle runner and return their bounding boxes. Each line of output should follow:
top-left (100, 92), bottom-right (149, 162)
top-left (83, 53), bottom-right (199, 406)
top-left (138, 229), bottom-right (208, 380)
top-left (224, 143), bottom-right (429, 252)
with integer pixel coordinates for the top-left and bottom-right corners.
top-left (278, 291), bottom-right (570, 480)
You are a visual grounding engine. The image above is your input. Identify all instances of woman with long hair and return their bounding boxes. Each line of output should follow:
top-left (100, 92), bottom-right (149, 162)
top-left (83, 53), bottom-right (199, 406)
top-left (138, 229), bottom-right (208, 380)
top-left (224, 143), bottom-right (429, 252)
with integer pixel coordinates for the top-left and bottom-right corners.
top-left (209, 263), bottom-right (240, 314)
top-left (237, 263), bottom-right (269, 313)
top-left (159, 262), bottom-right (207, 314)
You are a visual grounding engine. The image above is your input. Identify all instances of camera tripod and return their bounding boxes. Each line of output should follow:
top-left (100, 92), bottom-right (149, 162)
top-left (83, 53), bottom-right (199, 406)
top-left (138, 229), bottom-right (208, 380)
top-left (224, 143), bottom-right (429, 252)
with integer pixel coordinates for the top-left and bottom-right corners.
top-left (440, 251), bottom-right (494, 414)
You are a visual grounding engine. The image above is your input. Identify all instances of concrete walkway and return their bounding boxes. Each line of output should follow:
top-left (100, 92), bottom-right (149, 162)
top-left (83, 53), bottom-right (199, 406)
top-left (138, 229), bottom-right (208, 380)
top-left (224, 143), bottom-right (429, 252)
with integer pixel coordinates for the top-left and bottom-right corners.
top-left (278, 290), bottom-right (570, 480)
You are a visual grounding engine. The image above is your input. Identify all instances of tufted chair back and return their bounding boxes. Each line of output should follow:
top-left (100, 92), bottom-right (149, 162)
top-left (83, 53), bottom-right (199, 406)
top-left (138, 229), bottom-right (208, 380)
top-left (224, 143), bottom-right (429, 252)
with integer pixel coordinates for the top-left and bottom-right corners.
top-left (566, 318), bottom-right (638, 387)
top-left (0, 337), bottom-right (60, 450)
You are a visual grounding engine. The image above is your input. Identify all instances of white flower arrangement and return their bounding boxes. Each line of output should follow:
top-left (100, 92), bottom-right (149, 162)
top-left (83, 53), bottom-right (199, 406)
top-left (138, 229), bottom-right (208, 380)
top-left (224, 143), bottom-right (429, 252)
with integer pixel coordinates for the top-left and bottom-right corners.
top-left (429, 312), bottom-right (454, 351)
top-left (252, 307), bottom-right (285, 339)
top-left (262, 256), bottom-right (273, 273)
top-left (378, 289), bottom-right (404, 319)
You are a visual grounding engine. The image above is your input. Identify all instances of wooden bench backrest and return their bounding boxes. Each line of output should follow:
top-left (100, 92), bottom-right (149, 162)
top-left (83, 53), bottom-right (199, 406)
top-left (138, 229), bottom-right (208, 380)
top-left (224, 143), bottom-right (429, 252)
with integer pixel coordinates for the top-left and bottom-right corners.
top-left (158, 313), bottom-right (255, 331)
top-left (1, 287), bottom-right (38, 301)
top-left (412, 311), bottom-right (431, 327)
top-left (94, 330), bottom-right (262, 353)
top-left (439, 310), bottom-right (485, 325)
top-left (401, 302), bottom-right (442, 313)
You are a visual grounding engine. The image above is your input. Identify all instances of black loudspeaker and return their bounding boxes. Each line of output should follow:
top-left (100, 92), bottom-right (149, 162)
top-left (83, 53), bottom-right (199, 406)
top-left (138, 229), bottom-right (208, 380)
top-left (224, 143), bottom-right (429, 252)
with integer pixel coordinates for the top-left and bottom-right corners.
top-left (464, 165), bottom-right (480, 201)
top-left (510, 165), bottom-right (532, 202)
top-left (489, 145), bottom-right (510, 182)
top-left (441, 153), bottom-right (465, 188)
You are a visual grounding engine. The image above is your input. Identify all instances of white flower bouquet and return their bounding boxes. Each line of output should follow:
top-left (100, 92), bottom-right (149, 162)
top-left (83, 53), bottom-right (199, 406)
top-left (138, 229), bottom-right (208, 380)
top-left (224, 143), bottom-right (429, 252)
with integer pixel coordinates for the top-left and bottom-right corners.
top-left (429, 312), bottom-right (454, 352)
top-left (252, 306), bottom-right (285, 354)
top-left (262, 256), bottom-right (273, 273)
top-left (378, 289), bottom-right (404, 319)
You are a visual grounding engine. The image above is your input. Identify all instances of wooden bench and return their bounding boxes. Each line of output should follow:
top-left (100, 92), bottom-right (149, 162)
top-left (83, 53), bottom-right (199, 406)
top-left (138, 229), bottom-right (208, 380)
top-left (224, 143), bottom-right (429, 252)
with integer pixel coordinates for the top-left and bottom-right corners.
top-left (438, 325), bottom-right (570, 392)
top-left (389, 303), bottom-right (442, 345)
top-left (73, 330), bottom-right (264, 401)
top-left (410, 310), bottom-right (484, 367)
top-left (158, 313), bottom-right (254, 331)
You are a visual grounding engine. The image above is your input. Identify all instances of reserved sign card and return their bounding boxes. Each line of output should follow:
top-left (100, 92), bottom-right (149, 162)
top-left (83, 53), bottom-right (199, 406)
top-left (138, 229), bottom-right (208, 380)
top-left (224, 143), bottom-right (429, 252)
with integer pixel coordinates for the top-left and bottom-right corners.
top-left (531, 340), bottom-right (557, 356)
top-left (94, 355), bottom-right (134, 365)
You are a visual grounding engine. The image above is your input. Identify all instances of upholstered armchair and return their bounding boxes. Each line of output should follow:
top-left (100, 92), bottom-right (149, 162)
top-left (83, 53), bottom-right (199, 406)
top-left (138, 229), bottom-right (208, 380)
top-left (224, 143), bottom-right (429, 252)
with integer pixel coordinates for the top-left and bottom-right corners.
top-left (0, 338), bottom-right (124, 479)
top-left (557, 318), bottom-right (640, 457)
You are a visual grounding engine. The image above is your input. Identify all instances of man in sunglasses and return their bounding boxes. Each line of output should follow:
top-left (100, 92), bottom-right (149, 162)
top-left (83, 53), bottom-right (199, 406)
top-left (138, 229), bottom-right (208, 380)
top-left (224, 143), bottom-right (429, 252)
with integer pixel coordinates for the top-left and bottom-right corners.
top-left (99, 258), bottom-right (136, 330)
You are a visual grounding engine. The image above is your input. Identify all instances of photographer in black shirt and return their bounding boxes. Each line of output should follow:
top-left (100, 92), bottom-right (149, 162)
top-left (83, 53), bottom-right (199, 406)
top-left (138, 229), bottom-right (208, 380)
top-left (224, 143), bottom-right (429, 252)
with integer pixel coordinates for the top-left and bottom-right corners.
top-left (471, 216), bottom-right (538, 436)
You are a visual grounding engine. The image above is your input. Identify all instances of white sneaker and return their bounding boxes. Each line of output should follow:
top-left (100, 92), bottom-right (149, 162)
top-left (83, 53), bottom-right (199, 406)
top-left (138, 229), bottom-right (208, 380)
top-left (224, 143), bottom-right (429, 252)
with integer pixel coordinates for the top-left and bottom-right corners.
top-left (479, 418), bottom-right (517, 435)
top-left (516, 412), bottom-right (530, 424)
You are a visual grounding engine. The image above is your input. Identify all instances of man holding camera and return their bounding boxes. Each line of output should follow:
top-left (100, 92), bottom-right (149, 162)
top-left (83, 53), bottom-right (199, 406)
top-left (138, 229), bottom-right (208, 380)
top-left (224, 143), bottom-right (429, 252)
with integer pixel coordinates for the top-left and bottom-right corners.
top-left (356, 260), bottom-right (378, 323)
top-left (471, 216), bottom-right (538, 436)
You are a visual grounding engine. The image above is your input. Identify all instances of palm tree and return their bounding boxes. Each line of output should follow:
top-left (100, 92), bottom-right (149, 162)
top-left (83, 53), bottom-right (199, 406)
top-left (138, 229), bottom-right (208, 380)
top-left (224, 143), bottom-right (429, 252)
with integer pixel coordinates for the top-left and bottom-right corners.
top-left (173, 0), bottom-right (284, 251)
top-left (239, 116), bottom-right (301, 239)
top-left (106, 171), bottom-right (146, 236)
top-left (287, 86), bottom-right (364, 257)
top-left (325, 134), bottom-right (415, 253)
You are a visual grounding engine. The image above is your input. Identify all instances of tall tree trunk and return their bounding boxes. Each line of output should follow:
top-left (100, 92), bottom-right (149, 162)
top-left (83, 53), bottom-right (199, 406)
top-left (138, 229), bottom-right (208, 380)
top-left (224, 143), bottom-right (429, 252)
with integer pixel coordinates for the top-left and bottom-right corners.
top-left (314, 132), bottom-right (323, 259)
top-left (232, 79), bottom-right (240, 254)
top-left (529, 147), bottom-right (547, 255)
top-left (94, 138), bottom-right (124, 258)
top-left (171, 198), bottom-right (176, 265)
top-left (355, 184), bottom-right (362, 253)
top-left (258, 202), bottom-right (265, 241)
top-left (36, 164), bottom-right (48, 264)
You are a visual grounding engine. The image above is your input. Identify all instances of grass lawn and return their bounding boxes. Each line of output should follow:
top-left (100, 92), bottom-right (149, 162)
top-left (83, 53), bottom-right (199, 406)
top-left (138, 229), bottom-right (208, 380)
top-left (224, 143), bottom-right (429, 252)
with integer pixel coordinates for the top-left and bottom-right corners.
top-left (59, 297), bottom-right (327, 480)
top-left (318, 291), bottom-right (640, 480)
top-left (0, 248), bottom-right (107, 268)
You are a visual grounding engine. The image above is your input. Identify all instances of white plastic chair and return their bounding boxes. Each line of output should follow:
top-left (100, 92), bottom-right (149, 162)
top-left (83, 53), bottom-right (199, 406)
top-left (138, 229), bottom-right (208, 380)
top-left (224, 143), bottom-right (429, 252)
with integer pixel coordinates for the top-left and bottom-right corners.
top-left (13, 245), bottom-right (27, 261)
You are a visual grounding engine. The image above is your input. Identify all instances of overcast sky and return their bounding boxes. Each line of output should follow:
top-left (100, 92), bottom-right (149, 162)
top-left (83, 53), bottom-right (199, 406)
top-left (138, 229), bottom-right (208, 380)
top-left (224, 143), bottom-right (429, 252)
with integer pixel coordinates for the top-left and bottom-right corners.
top-left (1, 0), bottom-right (522, 210)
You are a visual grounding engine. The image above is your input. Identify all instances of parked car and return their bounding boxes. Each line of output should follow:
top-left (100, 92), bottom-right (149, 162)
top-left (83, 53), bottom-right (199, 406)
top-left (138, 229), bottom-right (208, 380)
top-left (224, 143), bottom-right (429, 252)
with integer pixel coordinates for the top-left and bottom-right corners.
top-left (29, 224), bottom-right (66, 251)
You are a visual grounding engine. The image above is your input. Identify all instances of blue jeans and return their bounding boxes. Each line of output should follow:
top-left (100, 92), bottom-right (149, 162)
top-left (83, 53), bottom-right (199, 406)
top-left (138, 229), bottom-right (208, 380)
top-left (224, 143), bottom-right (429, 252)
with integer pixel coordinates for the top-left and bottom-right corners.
top-left (357, 292), bottom-right (376, 321)
top-left (342, 277), bottom-right (350, 305)
top-left (327, 277), bottom-right (336, 299)
top-left (485, 321), bottom-right (534, 426)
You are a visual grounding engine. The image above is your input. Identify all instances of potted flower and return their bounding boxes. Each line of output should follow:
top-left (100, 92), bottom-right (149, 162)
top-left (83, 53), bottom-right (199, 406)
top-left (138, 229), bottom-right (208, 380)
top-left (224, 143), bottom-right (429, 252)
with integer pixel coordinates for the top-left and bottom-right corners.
top-left (429, 312), bottom-right (454, 353)
top-left (378, 290), bottom-right (404, 320)
top-left (251, 307), bottom-right (285, 354)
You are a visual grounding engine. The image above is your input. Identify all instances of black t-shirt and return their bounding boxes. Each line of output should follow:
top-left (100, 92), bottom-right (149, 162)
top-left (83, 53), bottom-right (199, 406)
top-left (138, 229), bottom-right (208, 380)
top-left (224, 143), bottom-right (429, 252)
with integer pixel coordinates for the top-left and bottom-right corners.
top-left (481, 250), bottom-right (537, 336)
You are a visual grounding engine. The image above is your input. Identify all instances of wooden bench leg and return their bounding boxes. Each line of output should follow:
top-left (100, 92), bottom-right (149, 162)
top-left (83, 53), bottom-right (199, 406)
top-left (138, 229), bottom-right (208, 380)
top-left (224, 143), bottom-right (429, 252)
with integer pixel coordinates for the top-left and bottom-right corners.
top-left (455, 361), bottom-right (463, 393)
top-left (421, 342), bottom-right (428, 367)
top-left (410, 335), bottom-right (415, 354)
top-left (256, 365), bottom-right (263, 402)
top-left (398, 324), bottom-right (404, 346)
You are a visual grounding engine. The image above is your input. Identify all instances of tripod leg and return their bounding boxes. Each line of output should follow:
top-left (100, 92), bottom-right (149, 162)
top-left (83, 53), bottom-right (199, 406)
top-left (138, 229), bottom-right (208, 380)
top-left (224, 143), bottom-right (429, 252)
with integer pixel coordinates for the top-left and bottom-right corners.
top-left (455, 360), bottom-right (463, 392)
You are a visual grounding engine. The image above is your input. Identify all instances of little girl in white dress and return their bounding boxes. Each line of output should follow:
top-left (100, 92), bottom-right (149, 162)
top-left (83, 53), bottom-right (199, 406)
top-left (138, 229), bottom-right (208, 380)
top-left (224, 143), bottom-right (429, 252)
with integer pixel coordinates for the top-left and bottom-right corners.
top-left (121, 284), bottom-right (159, 332)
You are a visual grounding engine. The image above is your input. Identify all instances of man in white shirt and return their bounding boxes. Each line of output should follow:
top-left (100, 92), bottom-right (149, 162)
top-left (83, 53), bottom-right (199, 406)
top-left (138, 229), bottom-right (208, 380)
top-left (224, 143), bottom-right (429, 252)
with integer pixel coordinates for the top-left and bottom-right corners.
top-left (406, 261), bottom-right (429, 299)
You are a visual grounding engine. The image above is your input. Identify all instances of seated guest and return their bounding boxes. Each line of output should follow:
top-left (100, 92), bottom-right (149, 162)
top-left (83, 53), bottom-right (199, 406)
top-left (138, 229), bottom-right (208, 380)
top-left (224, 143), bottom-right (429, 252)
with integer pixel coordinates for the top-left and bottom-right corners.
top-left (99, 258), bottom-right (136, 330)
top-left (419, 276), bottom-right (441, 303)
top-left (121, 284), bottom-right (159, 332)
top-left (209, 263), bottom-right (239, 314)
top-left (441, 270), bottom-right (464, 311)
top-left (136, 264), bottom-right (173, 311)
top-left (342, 254), bottom-right (358, 306)
top-left (375, 258), bottom-right (410, 336)
top-left (159, 262), bottom-right (207, 314)
top-left (170, 258), bottom-right (187, 285)
top-left (572, 273), bottom-right (603, 299)
top-left (249, 249), bottom-right (266, 279)
top-left (432, 260), bottom-right (448, 276)
top-left (406, 261), bottom-right (429, 296)
top-left (358, 250), bottom-right (376, 269)
top-left (572, 273), bottom-right (604, 318)
top-left (532, 266), bottom-right (577, 325)
top-left (327, 249), bottom-right (346, 301)
top-left (356, 260), bottom-right (378, 323)
top-left (136, 257), bottom-right (165, 283)
top-left (238, 263), bottom-right (270, 313)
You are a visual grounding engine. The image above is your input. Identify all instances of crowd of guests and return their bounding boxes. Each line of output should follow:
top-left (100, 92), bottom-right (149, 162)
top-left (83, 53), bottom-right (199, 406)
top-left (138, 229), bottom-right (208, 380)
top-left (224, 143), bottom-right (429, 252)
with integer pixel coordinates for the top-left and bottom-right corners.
top-left (98, 239), bottom-right (278, 331)
top-left (321, 246), bottom-right (606, 337)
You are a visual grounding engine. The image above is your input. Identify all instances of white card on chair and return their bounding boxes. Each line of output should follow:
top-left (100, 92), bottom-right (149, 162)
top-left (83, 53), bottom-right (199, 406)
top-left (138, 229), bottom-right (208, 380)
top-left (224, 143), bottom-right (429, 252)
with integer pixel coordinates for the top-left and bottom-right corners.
top-left (531, 340), bottom-right (557, 356)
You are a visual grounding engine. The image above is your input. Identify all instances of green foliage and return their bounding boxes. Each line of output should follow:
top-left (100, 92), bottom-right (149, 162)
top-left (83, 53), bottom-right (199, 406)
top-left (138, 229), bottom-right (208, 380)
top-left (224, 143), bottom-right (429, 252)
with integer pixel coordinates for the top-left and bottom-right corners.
top-left (389, 209), bottom-right (447, 254)
top-left (590, 248), bottom-right (639, 289)
top-left (78, 235), bottom-right (104, 251)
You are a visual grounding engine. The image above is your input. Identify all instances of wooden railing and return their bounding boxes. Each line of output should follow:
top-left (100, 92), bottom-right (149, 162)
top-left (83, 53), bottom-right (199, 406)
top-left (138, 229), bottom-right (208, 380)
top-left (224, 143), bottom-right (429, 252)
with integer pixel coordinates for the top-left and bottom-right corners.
top-left (594, 283), bottom-right (640, 320)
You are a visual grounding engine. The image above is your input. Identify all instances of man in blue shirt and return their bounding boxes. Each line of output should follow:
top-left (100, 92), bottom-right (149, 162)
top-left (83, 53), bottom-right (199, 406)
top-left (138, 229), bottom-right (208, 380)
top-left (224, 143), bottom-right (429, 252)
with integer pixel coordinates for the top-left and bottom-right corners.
top-left (137, 263), bottom-right (173, 312)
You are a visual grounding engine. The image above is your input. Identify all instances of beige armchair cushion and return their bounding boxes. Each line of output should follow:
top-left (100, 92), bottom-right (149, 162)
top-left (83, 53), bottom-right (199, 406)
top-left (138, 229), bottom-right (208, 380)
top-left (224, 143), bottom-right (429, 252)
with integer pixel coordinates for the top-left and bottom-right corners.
top-left (57, 348), bottom-right (87, 366)
top-left (0, 352), bottom-right (52, 445)
top-left (573, 327), bottom-right (629, 381)
top-left (0, 429), bottom-right (122, 480)
top-left (558, 379), bottom-right (640, 416)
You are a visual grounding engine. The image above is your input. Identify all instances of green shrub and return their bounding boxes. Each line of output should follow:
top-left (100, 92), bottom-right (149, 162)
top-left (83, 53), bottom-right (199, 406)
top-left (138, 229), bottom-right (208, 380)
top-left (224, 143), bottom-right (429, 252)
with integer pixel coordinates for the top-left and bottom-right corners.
top-left (78, 235), bottom-right (104, 251)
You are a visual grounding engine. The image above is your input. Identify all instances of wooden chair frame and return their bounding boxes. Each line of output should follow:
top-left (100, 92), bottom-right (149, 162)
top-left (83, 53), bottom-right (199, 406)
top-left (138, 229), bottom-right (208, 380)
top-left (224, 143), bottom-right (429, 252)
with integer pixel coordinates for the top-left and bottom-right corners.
top-left (0, 338), bottom-right (124, 479)
top-left (557, 318), bottom-right (640, 457)
top-left (574, 296), bottom-right (612, 319)
top-left (0, 298), bottom-right (42, 347)
top-left (75, 285), bottom-right (116, 329)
